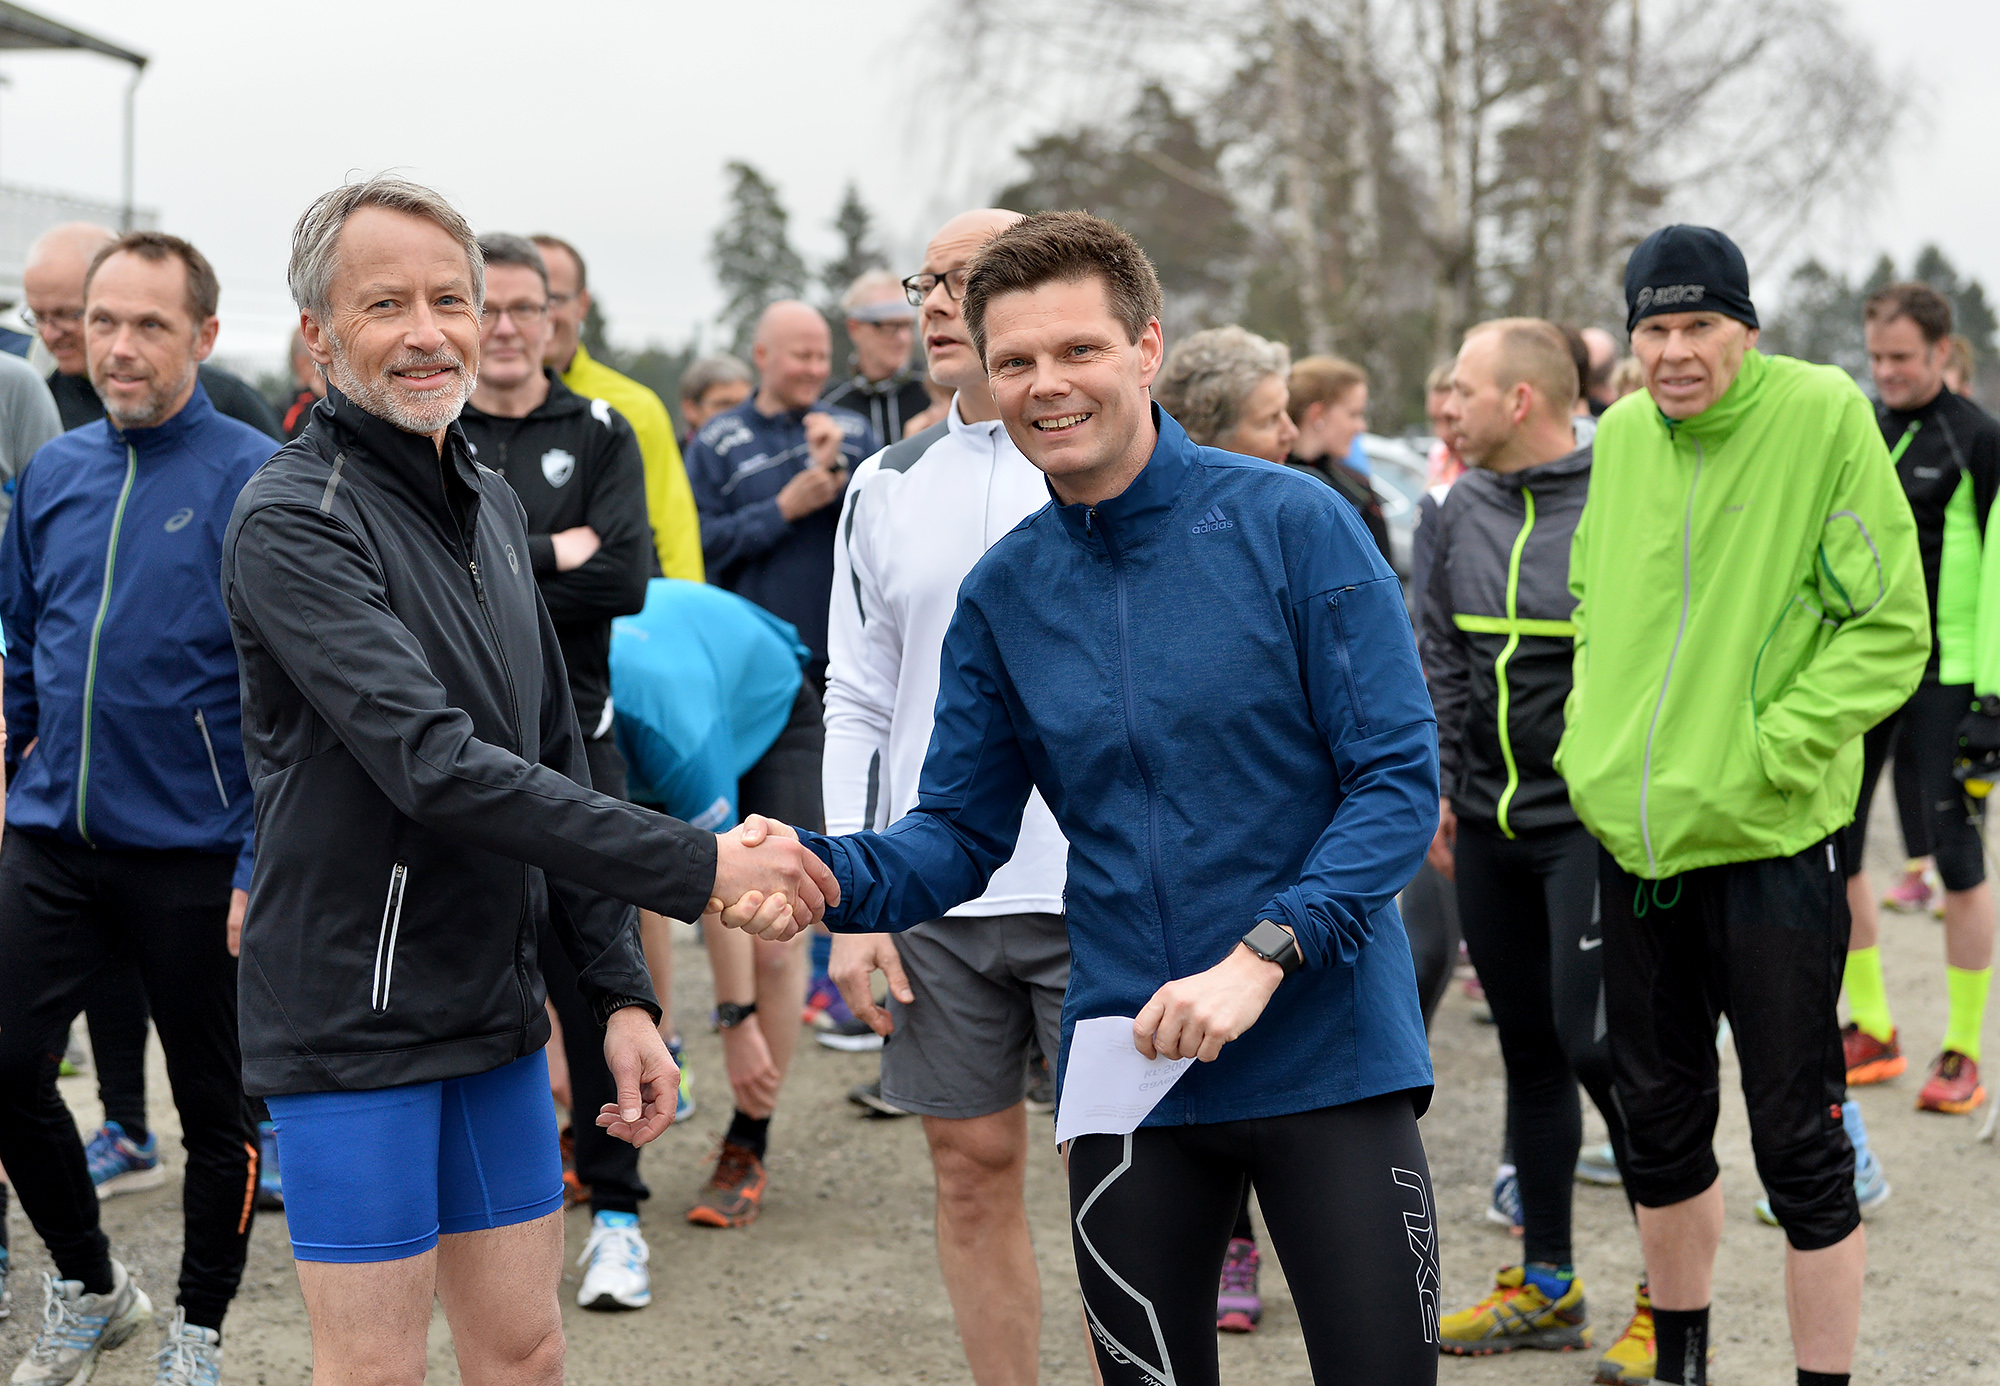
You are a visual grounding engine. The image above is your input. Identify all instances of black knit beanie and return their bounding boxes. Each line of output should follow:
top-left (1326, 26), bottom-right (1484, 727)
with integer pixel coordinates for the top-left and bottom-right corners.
top-left (1624, 225), bottom-right (1758, 334)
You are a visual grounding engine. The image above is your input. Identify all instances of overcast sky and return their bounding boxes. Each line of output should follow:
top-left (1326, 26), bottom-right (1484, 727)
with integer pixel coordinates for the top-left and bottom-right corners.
top-left (4, 0), bottom-right (1991, 369)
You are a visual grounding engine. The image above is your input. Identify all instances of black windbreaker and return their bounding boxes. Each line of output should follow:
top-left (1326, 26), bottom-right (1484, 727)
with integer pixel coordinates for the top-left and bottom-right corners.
top-left (1876, 387), bottom-right (2000, 679)
top-left (461, 374), bottom-right (651, 733)
top-left (222, 386), bottom-right (716, 1096)
top-left (1419, 446), bottom-right (1591, 834)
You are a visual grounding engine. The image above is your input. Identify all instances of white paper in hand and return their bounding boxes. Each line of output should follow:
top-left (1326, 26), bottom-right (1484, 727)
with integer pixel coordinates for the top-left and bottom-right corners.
top-left (1053, 1016), bottom-right (1196, 1145)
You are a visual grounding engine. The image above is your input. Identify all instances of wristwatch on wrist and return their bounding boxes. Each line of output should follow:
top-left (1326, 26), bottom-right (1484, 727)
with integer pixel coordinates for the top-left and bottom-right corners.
top-left (715, 1001), bottom-right (759, 1029)
top-left (1240, 919), bottom-right (1302, 976)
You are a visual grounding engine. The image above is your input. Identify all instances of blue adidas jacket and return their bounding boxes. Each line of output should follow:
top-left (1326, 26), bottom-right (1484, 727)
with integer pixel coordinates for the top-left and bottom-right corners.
top-left (801, 408), bottom-right (1439, 1124)
top-left (683, 397), bottom-right (875, 679)
top-left (0, 385), bottom-right (268, 887)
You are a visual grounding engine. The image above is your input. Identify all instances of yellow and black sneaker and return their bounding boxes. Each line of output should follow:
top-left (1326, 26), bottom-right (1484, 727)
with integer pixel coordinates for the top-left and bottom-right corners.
top-left (1593, 1281), bottom-right (1654, 1384)
top-left (1439, 1265), bottom-right (1590, 1355)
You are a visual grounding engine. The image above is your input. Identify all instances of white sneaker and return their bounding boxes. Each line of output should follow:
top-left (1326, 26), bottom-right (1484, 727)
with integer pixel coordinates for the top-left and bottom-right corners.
top-left (152, 1308), bottom-right (222, 1386)
top-left (576, 1213), bottom-right (651, 1311)
top-left (11, 1260), bottom-right (153, 1386)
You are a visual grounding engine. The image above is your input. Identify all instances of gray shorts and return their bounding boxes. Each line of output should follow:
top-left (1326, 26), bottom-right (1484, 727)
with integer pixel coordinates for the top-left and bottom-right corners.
top-left (879, 912), bottom-right (1068, 1120)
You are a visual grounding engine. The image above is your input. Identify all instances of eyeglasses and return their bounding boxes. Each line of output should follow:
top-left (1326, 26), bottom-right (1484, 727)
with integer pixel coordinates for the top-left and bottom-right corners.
top-left (901, 268), bottom-right (971, 307)
top-left (482, 301), bottom-right (550, 327)
top-left (21, 305), bottom-right (83, 329)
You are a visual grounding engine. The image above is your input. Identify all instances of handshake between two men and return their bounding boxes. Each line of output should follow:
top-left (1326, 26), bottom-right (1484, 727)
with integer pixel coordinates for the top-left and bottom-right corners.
top-left (592, 816), bottom-right (836, 1150)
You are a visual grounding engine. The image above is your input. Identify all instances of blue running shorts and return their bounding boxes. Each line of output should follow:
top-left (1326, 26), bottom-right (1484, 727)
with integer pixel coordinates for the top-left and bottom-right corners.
top-left (266, 1049), bottom-right (564, 1263)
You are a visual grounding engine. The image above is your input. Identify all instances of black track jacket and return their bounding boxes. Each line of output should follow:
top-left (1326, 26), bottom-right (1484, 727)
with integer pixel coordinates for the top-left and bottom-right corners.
top-left (223, 387), bottom-right (716, 1096)
top-left (1420, 446), bottom-right (1591, 835)
top-left (461, 374), bottom-right (651, 734)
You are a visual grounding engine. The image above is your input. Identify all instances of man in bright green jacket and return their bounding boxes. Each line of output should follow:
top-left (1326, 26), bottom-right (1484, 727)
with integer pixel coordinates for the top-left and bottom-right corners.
top-left (1556, 225), bottom-right (1929, 1386)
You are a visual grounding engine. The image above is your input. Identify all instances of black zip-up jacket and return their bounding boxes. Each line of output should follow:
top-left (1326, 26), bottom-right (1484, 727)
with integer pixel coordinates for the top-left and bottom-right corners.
top-left (1876, 386), bottom-right (2000, 679)
top-left (461, 374), bottom-right (650, 734)
top-left (1419, 446), bottom-right (1591, 834)
top-left (222, 386), bottom-right (716, 1096)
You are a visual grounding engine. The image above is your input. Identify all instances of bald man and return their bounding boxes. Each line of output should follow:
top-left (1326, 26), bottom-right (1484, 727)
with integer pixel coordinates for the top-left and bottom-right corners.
top-left (1424, 319), bottom-right (1652, 1376)
top-left (23, 222), bottom-right (282, 440)
top-left (684, 300), bottom-right (876, 688)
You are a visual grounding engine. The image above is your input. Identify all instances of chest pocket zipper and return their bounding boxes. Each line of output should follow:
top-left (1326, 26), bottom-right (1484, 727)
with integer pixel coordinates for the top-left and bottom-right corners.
top-left (371, 863), bottom-right (409, 1014)
top-left (193, 709), bottom-right (229, 809)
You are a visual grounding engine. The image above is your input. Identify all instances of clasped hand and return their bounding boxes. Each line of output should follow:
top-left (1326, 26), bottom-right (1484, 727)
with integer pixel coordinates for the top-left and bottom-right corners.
top-left (708, 814), bottom-right (838, 942)
top-left (1132, 937), bottom-right (1292, 1062)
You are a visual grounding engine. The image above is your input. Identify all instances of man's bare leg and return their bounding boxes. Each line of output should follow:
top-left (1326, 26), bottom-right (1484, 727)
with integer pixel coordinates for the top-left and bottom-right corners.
top-left (755, 933), bottom-right (808, 1079)
top-left (638, 909), bottom-right (678, 1041)
top-left (1942, 881), bottom-right (1995, 972)
top-left (926, 1106), bottom-right (1040, 1386)
top-left (295, 1250), bottom-right (437, 1386)
top-left (1634, 1180), bottom-right (1723, 1310)
top-left (1846, 873), bottom-right (1879, 951)
top-left (435, 1210), bottom-right (566, 1386)
top-left (1786, 1224), bottom-right (1864, 1373)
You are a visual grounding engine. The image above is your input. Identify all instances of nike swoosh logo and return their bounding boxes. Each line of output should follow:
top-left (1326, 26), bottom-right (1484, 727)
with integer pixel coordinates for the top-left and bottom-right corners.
top-left (1578, 936), bottom-right (1603, 951)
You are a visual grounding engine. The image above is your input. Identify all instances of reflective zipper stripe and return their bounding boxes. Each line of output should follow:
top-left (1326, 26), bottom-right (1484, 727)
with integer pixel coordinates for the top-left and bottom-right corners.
top-left (1492, 489), bottom-right (1536, 839)
top-left (1887, 421), bottom-right (1920, 467)
top-left (194, 709), bottom-right (230, 808)
top-left (1639, 439), bottom-right (1703, 877)
top-left (1452, 614), bottom-right (1576, 637)
top-left (371, 862), bottom-right (408, 1013)
top-left (77, 444), bottom-right (139, 845)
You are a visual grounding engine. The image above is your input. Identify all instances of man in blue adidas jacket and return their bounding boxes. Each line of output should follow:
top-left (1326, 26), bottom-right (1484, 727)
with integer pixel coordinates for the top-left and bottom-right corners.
top-left (0, 232), bottom-right (265, 1385)
top-left (721, 213), bottom-right (1442, 1385)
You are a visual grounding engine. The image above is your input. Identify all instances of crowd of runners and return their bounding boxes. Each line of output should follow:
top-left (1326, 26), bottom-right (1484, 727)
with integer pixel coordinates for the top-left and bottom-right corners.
top-left (0, 172), bottom-right (1988, 1386)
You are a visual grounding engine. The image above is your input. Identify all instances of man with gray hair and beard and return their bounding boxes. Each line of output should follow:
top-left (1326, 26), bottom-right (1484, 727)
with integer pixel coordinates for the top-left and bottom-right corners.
top-left (220, 177), bottom-right (837, 1384)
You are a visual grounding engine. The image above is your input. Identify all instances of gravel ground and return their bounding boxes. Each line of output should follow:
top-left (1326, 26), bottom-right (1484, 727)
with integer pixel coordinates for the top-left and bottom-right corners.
top-left (4, 789), bottom-right (1998, 1383)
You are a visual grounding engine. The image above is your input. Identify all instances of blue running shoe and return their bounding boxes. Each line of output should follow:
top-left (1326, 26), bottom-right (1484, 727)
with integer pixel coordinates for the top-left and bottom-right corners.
top-left (85, 1122), bottom-right (166, 1199)
top-left (255, 1120), bottom-right (284, 1210)
top-left (1485, 1163), bottom-right (1523, 1234)
top-left (668, 1040), bottom-right (695, 1124)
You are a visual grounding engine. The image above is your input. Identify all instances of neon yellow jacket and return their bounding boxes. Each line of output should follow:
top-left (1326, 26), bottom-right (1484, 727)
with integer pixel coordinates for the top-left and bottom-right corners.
top-left (561, 344), bottom-right (703, 582)
top-left (1556, 350), bottom-right (1929, 878)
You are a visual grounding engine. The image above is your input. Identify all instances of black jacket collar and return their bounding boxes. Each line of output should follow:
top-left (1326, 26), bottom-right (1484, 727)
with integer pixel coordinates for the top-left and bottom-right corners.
top-left (323, 383), bottom-right (481, 531)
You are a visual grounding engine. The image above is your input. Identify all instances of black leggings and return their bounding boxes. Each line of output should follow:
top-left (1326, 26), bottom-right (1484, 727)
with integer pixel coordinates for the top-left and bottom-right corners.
top-left (1454, 818), bottom-right (1628, 1267)
top-left (1845, 679), bottom-right (1985, 891)
top-left (1069, 1093), bottom-right (1439, 1385)
top-left (0, 830), bottom-right (254, 1331)
top-left (85, 962), bottom-right (152, 1138)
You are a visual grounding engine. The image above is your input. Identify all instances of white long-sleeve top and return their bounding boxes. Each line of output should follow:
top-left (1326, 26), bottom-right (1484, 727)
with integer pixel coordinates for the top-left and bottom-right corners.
top-left (822, 399), bottom-right (1069, 916)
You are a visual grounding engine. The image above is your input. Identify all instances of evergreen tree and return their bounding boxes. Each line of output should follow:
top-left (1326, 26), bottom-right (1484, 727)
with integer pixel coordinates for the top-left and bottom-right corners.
top-left (711, 161), bottom-right (809, 356)
top-left (822, 183), bottom-right (886, 301)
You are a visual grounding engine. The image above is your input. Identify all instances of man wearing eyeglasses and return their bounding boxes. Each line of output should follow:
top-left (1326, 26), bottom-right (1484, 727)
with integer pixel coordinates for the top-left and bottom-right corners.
top-left (24, 222), bottom-right (283, 441)
top-left (821, 271), bottom-right (931, 446)
top-left (457, 234), bottom-right (659, 1312)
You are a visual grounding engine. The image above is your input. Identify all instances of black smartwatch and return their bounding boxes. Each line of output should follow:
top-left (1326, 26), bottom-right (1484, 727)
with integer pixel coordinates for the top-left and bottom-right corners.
top-left (1240, 919), bottom-right (1302, 976)
top-left (715, 1001), bottom-right (759, 1029)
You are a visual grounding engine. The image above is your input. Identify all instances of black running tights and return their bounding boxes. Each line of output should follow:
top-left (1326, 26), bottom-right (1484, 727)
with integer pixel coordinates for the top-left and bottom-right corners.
top-left (1454, 818), bottom-right (1629, 1268)
top-left (1068, 1093), bottom-right (1439, 1385)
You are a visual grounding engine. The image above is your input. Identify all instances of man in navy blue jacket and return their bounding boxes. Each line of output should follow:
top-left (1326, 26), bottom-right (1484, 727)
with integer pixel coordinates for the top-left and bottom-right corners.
top-left (683, 301), bottom-right (875, 689)
top-left (0, 232), bottom-right (266, 1386)
top-left (721, 213), bottom-right (1442, 1385)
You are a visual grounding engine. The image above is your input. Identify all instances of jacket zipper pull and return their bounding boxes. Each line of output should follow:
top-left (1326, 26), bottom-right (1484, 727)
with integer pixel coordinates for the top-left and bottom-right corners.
top-left (1085, 507), bottom-right (1096, 536)
top-left (469, 557), bottom-right (488, 605)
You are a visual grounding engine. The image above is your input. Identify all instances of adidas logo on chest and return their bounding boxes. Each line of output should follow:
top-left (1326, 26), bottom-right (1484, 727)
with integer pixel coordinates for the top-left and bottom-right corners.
top-left (1191, 505), bottom-right (1234, 535)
